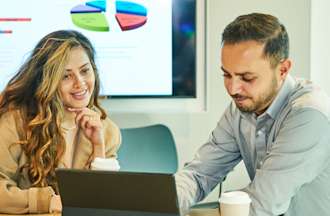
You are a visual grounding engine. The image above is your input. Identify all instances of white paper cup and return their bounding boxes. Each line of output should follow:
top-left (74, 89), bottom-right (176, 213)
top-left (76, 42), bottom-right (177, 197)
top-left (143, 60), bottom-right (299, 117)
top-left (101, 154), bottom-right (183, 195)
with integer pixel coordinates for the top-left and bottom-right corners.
top-left (91, 158), bottom-right (120, 171)
top-left (219, 191), bottom-right (251, 216)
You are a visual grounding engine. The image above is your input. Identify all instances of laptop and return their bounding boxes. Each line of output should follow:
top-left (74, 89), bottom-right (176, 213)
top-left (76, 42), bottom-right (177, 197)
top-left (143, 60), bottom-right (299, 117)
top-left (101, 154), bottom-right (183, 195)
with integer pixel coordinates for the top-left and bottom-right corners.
top-left (55, 169), bottom-right (180, 216)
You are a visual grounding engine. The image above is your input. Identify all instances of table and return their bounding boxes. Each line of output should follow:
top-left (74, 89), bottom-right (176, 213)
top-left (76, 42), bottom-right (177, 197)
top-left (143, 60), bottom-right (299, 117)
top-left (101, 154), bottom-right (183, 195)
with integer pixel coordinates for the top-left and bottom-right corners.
top-left (189, 208), bottom-right (220, 216)
top-left (0, 208), bottom-right (220, 216)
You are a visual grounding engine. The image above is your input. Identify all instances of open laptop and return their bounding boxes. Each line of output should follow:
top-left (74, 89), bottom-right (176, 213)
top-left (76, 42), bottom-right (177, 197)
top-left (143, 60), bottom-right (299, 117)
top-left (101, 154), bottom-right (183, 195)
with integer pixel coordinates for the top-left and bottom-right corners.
top-left (55, 169), bottom-right (180, 216)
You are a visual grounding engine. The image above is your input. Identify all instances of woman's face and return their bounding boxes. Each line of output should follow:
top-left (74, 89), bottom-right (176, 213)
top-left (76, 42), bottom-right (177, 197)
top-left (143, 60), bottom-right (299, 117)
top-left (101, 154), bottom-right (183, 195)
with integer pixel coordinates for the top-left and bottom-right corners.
top-left (58, 47), bottom-right (95, 109)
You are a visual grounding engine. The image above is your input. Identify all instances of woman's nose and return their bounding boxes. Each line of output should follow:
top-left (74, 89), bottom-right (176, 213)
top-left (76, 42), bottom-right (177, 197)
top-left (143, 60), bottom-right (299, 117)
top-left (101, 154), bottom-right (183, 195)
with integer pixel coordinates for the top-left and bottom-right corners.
top-left (74, 75), bottom-right (86, 88)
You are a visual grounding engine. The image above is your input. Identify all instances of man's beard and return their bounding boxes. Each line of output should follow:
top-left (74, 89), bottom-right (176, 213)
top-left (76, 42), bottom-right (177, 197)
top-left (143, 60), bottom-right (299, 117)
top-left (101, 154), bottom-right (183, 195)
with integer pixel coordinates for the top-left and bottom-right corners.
top-left (234, 77), bottom-right (279, 114)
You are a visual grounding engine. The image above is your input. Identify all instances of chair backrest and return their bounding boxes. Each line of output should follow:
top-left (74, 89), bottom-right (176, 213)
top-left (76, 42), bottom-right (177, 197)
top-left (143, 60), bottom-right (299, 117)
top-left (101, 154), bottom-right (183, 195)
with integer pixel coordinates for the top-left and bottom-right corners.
top-left (118, 124), bottom-right (178, 174)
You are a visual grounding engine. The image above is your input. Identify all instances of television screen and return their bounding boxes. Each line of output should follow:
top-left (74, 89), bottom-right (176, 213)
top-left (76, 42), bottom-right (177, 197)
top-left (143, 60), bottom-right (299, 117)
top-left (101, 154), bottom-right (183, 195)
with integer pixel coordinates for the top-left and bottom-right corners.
top-left (0, 0), bottom-right (196, 97)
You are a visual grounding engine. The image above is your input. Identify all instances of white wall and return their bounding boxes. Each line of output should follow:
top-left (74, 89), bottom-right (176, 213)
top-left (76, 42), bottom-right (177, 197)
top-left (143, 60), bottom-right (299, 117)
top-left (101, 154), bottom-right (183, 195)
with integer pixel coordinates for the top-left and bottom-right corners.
top-left (103, 0), bottom-right (311, 202)
top-left (310, 0), bottom-right (330, 94)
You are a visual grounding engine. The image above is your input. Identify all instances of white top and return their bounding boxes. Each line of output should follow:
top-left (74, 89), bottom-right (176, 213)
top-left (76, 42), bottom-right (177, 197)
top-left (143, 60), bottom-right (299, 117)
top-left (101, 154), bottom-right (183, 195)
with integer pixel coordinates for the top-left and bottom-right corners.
top-left (91, 157), bottom-right (120, 171)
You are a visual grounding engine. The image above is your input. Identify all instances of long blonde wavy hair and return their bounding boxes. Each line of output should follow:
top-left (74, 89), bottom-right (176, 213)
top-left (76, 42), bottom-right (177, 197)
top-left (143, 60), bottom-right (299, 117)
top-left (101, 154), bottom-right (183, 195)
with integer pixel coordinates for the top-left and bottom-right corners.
top-left (0, 30), bottom-right (106, 191)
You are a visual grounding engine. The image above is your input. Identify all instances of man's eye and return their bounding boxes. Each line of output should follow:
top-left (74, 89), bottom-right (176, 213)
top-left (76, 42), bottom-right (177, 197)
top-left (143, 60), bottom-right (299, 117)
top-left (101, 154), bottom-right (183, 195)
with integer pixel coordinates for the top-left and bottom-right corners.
top-left (222, 73), bottom-right (231, 78)
top-left (242, 77), bottom-right (255, 82)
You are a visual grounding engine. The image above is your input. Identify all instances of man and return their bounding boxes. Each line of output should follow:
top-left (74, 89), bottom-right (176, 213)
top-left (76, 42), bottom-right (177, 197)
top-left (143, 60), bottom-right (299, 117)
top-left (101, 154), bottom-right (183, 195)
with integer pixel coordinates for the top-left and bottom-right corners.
top-left (175, 13), bottom-right (330, 216)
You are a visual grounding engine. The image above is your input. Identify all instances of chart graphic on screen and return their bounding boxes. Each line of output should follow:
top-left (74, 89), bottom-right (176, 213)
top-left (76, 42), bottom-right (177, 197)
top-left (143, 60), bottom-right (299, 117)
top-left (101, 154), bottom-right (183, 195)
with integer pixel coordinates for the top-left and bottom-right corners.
top-left (0, 18), bottom-right (31, 34)
top-left (70, 0), bottom-right (148, 32)
top-left (0, 0), bottom-right (197, 98)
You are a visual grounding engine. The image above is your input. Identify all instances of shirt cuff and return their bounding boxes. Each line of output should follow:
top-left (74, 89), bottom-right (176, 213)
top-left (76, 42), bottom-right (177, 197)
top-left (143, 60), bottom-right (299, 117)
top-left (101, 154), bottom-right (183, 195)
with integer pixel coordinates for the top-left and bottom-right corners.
top-left (91, 157), bottom-right (120, 171)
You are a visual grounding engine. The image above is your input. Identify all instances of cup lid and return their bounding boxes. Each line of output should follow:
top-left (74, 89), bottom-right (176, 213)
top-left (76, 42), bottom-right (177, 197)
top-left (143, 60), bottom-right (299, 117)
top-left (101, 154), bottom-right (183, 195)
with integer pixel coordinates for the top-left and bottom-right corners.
top-left (219, 191), bottom-right (251, 204)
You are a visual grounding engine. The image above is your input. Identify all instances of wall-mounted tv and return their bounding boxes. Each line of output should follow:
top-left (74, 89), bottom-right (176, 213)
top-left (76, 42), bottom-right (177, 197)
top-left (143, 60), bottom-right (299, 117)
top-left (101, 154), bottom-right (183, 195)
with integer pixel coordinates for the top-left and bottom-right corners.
top-left (0, 0), bottom-right (196, 98)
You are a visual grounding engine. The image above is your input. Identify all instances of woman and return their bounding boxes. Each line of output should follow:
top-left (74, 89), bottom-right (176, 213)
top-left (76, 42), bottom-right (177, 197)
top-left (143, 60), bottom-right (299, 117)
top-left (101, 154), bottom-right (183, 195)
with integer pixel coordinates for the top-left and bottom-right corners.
top-left (0, 30), bottom-right (121, 213)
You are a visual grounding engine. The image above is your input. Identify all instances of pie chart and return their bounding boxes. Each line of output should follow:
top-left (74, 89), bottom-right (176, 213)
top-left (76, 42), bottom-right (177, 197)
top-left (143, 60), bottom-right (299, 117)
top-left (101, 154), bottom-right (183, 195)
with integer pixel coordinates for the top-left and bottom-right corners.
top-left (70, 0), bottom-right (148, 32)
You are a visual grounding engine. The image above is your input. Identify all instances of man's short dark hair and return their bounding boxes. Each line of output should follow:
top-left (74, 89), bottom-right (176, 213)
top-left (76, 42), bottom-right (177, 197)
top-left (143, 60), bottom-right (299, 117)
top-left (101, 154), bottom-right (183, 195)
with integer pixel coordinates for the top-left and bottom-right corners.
top-left (222, 13), bottom-right (289, 68)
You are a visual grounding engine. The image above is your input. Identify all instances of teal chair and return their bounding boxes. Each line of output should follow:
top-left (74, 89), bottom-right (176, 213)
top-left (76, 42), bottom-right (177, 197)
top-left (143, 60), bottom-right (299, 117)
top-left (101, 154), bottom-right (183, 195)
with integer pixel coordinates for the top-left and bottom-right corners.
top-left (118, 124), bottom-right (178, 174)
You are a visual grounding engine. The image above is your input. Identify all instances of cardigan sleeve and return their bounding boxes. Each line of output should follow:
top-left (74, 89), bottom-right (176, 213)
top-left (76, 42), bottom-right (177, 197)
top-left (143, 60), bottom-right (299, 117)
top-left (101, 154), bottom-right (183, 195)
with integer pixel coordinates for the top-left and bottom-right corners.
top-left (0, 111), bottom-right (55, 214)
top-left (103, 117), bottom-right (121, 159)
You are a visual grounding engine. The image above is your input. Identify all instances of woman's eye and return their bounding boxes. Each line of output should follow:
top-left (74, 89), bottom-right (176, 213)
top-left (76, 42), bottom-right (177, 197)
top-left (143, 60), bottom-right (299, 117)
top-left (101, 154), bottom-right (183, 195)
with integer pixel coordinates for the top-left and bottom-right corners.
top-left (63, 74), bottom-right (71, 80)
top-left (81, 68), bottom-right (90, 74)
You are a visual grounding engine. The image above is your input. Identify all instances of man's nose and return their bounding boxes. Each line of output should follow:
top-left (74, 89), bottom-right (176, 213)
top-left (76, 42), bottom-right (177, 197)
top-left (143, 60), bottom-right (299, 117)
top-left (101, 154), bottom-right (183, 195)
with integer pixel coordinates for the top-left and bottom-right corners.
top-left (228, 78), bottom-right (243, 96)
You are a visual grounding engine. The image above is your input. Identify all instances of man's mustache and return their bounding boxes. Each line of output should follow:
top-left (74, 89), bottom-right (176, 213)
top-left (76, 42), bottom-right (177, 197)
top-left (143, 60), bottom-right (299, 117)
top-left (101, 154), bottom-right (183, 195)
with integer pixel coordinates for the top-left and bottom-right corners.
top-left (231, 94), bottom-right (249, 100)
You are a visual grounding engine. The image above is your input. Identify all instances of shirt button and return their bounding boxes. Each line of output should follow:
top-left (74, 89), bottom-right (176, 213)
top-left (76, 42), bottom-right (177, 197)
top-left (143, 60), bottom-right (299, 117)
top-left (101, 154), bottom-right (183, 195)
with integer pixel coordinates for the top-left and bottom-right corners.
top-left (257, 130), bottom-right (263, 136)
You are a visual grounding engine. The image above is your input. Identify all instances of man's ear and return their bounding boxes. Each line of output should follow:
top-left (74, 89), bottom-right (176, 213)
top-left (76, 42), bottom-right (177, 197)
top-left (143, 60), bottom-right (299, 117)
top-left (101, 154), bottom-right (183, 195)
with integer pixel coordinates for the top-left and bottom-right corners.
top-left (279, 59), bottom-right (292, 79)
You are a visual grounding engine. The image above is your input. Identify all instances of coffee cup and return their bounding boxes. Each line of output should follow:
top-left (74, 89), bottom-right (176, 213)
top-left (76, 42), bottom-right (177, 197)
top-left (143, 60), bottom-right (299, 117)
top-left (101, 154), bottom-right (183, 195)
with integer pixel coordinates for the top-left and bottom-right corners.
top-left (218, 191), bottom-right (251, 216)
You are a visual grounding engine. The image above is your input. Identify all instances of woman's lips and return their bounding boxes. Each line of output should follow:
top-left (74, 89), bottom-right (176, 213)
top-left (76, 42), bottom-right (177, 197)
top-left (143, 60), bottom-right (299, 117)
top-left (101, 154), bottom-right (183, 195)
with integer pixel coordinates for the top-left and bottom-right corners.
top-left (71, 89), bottom-right (88, 100)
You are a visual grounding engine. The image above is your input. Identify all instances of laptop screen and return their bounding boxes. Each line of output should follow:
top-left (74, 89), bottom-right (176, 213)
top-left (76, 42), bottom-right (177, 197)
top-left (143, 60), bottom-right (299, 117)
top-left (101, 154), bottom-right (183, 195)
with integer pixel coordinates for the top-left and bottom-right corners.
top-left (56, 169), bottom-right (180, 215)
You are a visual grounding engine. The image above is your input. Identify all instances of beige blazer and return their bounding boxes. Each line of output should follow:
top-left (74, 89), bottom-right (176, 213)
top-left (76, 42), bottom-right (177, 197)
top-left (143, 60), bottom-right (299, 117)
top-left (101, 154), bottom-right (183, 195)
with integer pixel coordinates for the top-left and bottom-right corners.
top-left (0, 110), bottom-right (121, 214)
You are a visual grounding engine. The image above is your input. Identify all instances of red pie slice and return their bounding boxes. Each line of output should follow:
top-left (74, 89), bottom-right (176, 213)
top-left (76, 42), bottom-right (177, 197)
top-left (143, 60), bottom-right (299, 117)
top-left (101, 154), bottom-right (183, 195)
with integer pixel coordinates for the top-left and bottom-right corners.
top-left (115, 13), bottom-right (147, 31)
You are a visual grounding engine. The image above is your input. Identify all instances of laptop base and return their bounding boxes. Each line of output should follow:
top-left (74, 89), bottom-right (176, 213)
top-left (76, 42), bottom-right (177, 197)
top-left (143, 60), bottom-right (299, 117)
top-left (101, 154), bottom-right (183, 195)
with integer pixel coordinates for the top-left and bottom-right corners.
top-left (63, 207), bottom-right (179, 216)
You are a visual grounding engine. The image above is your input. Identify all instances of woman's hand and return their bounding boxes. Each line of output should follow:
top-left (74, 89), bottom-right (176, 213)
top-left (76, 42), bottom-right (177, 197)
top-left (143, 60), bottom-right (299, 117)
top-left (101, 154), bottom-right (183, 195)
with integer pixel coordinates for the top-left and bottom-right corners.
top-left (68, 107), bottom-right (105, 158)
top-left (49, 195), bottom-right (62, 213)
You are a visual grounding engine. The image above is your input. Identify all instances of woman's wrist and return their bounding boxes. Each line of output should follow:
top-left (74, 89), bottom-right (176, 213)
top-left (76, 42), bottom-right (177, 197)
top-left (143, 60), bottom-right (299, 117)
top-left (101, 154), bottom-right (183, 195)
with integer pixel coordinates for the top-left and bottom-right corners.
top-left (93, 144), bottom-right (105, 158)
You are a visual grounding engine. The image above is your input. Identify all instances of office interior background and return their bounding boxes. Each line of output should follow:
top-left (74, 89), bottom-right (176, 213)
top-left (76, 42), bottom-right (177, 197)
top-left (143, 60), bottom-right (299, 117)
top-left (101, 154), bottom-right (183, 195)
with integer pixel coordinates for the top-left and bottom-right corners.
top-left (102, 0), bottom-right (330, 202)
top-left (3, 0), bottom-right (327, 203)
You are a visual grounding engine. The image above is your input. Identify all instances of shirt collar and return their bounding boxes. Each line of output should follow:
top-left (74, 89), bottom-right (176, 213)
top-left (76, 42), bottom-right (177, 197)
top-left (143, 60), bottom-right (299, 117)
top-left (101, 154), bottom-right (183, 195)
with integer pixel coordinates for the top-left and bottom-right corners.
top-left (265, 74), bottom-right (296, 119)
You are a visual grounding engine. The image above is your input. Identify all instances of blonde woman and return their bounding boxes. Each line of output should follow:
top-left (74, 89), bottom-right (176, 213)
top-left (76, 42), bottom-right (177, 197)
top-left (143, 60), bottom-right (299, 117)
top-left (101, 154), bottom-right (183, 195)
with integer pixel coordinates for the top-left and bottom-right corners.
top-left (0, 30), bottom-right (121, 213)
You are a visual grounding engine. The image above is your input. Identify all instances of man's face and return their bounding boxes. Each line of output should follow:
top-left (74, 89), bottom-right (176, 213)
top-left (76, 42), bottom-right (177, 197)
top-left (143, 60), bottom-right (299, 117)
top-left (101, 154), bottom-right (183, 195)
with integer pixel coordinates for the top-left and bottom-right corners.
top-left (221, 40), bottom-right (286, 115)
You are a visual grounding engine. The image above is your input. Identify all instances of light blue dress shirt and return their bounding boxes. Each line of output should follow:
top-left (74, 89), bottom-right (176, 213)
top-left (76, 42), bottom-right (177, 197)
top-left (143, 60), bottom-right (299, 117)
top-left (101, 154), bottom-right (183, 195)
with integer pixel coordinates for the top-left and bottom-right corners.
top-left (175, 75), bottom-right (330, 216)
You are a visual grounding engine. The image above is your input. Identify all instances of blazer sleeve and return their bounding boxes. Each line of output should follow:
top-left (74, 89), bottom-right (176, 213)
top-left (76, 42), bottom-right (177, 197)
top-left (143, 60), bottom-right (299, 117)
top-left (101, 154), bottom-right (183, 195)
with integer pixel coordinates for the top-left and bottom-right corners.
top-left (0, 111), bottom-right (55, 214)
top-left (103, 117), bottom-right (121, 159)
